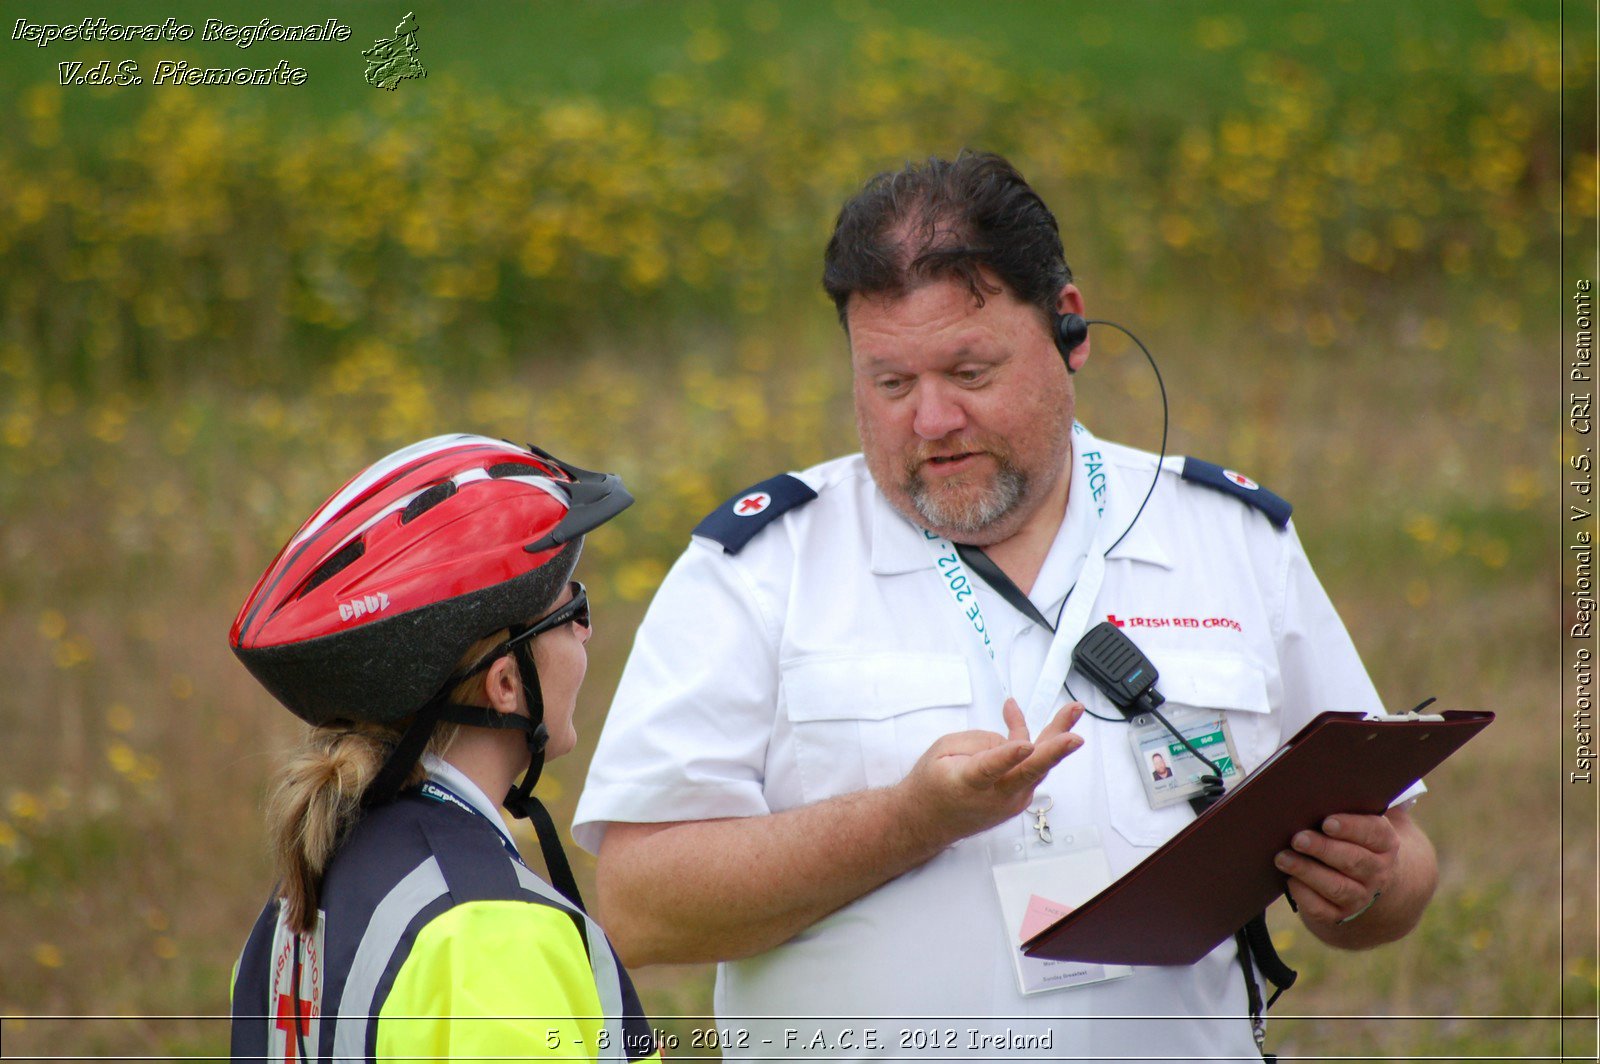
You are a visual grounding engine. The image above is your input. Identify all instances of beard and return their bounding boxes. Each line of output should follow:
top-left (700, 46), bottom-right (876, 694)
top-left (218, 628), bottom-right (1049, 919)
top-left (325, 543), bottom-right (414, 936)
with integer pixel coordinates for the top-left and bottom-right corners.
top-left (904, 445), bottom-right (1030, 539)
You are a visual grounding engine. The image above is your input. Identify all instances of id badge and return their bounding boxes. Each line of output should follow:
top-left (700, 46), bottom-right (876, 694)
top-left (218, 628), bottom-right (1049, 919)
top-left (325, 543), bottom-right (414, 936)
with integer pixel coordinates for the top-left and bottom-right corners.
top-left (1127, 709), bottom-right (1244, 809)
top-left (988, 819), bottom-right (1133, 995)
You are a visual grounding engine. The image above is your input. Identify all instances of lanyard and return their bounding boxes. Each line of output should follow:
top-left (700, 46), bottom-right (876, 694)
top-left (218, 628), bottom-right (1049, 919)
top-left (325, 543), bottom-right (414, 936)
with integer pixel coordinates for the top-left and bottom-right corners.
top-left (921, 528), bottom-right (996, 660)
top-left (1021, 526), bottom-right (1110, 722)
top-left (919, 427), bottom-right (1115, 723)
top-left (419, 780), bottom-right (524, 863)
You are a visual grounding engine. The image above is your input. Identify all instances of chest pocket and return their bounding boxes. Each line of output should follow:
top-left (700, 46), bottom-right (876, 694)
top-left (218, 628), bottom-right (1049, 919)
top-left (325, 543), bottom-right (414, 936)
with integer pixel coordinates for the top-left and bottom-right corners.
top-left (781, 652), bottom-right (972, 803)
top-left (1101, 653), bottom-right (1277, 848)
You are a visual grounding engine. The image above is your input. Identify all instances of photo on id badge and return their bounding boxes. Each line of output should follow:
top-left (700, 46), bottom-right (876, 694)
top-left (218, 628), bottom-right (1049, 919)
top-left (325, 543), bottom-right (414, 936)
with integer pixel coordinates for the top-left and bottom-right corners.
top-left (1128, 710), bottom-right (1244, 809)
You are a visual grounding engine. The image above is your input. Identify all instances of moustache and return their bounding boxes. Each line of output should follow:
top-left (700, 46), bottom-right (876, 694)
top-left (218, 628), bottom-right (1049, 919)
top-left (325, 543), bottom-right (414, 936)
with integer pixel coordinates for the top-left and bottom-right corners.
top-left (906, 437), bottom-right (1013, 473)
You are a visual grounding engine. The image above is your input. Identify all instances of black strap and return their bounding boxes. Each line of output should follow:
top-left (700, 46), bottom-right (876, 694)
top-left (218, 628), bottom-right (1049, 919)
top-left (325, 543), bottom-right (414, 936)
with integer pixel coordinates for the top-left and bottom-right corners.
top-left (1244, 912), bottom-right (1298, 1006)
top-left (482, 639), bottom-right (591, 944)
top-left (1232, 927), bottom-right (1264, 1039)
top-left (1189, 791), bottom-right (1297, 1056)
top-left (524, 796), bottom-right (588, 916)
top-left (291, 934), bottom-right (312, 1063)
top-left (954, 543), bottom-right (1056, 631)
top-left (363, 702), bottom-right (444, 809)
top-left (499, 638), bottom-right (549, 821)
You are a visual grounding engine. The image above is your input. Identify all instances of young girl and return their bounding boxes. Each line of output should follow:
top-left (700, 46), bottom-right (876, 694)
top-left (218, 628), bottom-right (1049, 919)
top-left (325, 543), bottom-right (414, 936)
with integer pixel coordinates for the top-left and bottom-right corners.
top-left (228, 434), bottom-right (657, 1062)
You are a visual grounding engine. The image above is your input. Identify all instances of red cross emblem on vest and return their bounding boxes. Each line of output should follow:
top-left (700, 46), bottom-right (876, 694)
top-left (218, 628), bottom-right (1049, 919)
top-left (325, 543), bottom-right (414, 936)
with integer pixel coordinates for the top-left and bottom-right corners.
top-left (734, 491), bottom-right (771, 517)
top-left (269, 919), bottom-right (323, 1063)
top-left (1223, 469), bottom-right (1259, 490)
top-left (274, 990), bottom-right (313, 1060)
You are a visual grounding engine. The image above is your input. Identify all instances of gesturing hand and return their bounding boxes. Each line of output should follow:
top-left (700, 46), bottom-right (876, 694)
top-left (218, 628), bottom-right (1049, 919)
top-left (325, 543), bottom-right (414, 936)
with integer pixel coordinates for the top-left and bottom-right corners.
top-left (899, 698), bottom-right (1084, 846)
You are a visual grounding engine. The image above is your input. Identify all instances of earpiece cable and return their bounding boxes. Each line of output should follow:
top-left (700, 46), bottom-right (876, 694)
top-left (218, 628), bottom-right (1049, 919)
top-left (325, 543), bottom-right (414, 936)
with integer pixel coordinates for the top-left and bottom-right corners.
top-left (1066, 317), bottom-right (1169, 723)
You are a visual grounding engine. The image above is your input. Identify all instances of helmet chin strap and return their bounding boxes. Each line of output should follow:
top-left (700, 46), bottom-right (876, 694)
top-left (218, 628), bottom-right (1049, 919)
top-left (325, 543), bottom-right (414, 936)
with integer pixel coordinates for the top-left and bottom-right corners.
top-left (499, 636), bottom-right (549, 820)
top-left (367, 634), bottom-right (589, 911)
top-left (364, 700), bottom-right (446, 809)
top-left (489, 637), bottom-right (589, 912)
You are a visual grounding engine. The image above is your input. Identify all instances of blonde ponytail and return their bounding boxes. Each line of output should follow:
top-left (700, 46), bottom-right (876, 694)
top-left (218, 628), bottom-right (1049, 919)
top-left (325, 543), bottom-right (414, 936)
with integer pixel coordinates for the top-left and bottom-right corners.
top-left (265, 632), bottom-right (507, 933)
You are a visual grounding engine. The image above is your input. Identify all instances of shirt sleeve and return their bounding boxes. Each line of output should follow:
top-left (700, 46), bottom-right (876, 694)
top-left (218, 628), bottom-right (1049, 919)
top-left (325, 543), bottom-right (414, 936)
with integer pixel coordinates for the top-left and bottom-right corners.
top-left (376, 900), bottom-right (659, 1063)
top-left (1271, 520), bottom-right (1385, 734)
top-left (1272, 521), bottom-right (1426, 804)
top-left (573, 537), bottom-right (781, 854)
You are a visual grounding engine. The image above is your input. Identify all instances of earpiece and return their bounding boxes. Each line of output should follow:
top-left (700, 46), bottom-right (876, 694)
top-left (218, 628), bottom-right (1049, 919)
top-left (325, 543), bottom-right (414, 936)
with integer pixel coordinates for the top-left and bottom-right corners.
top-left (1054, 312), bottom-right (1088, 372)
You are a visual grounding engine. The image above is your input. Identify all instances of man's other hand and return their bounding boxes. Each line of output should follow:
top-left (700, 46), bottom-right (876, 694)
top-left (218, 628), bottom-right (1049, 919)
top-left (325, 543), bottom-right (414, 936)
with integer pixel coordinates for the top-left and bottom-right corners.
top-left (1274, 805), bottom-right (1438, 949)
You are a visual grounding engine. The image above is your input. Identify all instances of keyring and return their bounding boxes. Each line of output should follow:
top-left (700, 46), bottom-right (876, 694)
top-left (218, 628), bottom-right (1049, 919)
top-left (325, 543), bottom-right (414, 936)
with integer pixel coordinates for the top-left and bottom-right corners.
top-left (1026, 795), bottom-right (1053, 845)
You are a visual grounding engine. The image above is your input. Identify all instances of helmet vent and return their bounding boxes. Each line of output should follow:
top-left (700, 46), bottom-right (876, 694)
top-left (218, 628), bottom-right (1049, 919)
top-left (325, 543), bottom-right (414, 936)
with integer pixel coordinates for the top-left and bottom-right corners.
top-left (487, 462), bottom-right (536, 479)
top-left (301, 538), bottom-right (365, 597)
top-left (400, 481), bottom-right (458, 524)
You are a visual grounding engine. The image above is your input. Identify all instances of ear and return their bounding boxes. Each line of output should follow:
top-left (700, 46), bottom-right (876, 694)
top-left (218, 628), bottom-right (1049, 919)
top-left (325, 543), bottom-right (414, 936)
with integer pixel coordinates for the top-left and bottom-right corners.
top-left (1057, 283), bottom-right (1089, 374)
top-left (484, 653), bottom-right (524, 717)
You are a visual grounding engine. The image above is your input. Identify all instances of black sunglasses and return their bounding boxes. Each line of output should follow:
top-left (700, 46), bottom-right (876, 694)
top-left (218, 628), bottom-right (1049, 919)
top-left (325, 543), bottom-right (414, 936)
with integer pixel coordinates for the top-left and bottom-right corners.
top-left (507, 581), bottom-right (590, 650)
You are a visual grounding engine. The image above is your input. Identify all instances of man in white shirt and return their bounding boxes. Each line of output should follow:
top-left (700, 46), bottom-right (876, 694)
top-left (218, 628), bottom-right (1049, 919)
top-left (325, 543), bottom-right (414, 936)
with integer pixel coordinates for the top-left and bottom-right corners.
top-left (575, 151), bottom-right (1437, 1061)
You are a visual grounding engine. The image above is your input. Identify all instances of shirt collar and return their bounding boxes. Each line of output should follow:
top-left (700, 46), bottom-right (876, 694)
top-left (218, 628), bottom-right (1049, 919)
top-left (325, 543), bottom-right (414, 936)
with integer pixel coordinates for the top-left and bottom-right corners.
top-left (867, 422), bottom-right (1172, 576)
top-left (869, 482), bottom-right (937, 575)
top-left (1090, 428), bottom-right (1172, 571)
top-left (421, 752), bottom-right (519, 852)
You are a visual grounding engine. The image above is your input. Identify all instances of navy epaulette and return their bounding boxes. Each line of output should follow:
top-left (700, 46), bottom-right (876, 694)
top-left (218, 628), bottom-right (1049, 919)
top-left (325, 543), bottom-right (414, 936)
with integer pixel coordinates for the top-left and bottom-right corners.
top-left (692, 474), bottom-right (817, 554)
top-left (1180, 458), bottom-right (1292, 529)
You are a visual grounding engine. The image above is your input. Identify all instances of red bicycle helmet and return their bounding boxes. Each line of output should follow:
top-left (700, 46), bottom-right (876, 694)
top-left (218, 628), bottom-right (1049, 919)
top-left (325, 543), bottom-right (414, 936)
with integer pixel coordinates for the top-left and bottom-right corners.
top-left (231, 434), bottom-right (632, 728)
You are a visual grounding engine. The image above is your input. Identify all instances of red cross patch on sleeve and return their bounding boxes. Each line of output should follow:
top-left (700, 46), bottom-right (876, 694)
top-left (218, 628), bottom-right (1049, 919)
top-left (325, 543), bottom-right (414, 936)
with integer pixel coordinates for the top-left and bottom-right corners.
top-left (1180, 457), bottom-right (1292, 529)
top-left (693, 474), bottom-right (817, 553)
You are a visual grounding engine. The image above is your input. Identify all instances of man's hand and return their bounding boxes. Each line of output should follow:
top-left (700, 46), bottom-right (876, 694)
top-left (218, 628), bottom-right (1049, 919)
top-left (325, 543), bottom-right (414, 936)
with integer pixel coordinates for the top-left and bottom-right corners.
top-left (898, 699), bottom-right (1084, 846)
top-left (1276, 813), bottom-right (1398, 921)
top-left (596, 698), bottom-right (1084, 966)
top-left (1274, 805), bottom-right (1437, 950)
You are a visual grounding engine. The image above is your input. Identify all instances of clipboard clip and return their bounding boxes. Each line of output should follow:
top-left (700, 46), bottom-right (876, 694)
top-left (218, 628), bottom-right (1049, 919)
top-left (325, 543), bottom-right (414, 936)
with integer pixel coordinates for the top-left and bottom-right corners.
top-left (1363, 695), bottom-right (1444, 723)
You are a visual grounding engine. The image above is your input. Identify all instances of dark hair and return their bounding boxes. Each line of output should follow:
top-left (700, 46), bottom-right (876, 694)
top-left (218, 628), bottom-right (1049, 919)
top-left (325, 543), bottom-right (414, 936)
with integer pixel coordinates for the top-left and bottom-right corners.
top-left (821, 151), bottom-right (1073, 330)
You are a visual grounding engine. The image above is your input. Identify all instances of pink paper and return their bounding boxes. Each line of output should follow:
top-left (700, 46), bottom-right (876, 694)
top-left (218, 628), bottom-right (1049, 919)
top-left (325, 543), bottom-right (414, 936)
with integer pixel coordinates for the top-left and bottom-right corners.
top-left (1020, 893), bottom-right (1075, 943)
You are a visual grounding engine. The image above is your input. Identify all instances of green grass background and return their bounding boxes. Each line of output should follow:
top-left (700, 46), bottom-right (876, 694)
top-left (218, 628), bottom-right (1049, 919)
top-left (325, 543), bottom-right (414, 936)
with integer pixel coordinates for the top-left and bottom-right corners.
top-left (0, 1), bottom-right (1591, 1059)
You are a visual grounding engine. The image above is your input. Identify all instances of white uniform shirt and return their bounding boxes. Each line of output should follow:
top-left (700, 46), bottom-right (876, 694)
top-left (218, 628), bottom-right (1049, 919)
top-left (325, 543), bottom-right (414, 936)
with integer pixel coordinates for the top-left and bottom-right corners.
top-left (576, 425), bottom-right (1392, 1062)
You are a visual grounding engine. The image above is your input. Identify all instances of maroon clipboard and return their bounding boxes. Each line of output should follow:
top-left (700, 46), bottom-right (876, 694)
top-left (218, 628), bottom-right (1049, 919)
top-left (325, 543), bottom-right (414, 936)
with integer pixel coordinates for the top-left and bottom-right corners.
top-left (1021, 709), bottom-right (1494, 967)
